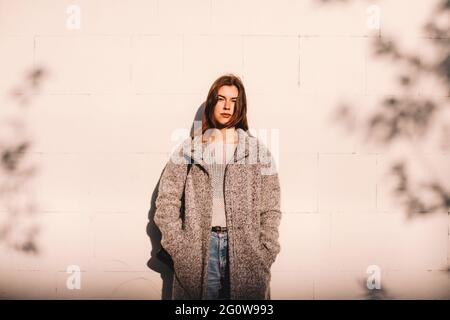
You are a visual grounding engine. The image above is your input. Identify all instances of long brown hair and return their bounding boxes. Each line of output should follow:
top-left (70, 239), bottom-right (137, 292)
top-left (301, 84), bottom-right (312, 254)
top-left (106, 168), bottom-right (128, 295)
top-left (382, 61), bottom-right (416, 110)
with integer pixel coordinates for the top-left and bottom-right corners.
top-left (202, 74), bottom-right (249, 135)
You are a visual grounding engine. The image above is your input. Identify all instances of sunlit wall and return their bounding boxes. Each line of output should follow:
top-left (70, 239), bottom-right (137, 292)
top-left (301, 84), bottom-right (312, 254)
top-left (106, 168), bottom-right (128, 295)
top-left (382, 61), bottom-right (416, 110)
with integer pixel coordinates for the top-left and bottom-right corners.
top-left (0, 0), bottom-right (449, 299)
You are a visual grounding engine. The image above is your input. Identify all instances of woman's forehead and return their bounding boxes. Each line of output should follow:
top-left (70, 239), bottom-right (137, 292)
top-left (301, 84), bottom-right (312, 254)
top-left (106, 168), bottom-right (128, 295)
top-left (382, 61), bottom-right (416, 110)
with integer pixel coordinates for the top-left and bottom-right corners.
top-left (218, 85), bottom-right (238, 97)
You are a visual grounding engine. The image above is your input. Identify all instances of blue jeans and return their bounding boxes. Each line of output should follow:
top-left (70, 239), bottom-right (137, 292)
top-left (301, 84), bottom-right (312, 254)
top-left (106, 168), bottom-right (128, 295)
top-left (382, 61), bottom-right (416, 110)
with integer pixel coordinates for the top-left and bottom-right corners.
top-left (206, 231), bottom-right (230, 300)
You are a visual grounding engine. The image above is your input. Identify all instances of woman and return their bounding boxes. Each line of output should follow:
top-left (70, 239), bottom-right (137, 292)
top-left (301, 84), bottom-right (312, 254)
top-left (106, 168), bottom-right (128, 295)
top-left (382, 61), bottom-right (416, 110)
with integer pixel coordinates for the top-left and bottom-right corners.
top-left (154, 74), bottom-right (282, 300)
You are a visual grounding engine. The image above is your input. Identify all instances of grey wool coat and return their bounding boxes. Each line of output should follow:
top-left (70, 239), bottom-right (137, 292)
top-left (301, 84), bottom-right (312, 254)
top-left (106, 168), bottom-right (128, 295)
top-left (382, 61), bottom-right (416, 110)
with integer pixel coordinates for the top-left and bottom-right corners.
top-left (154, 128), bottom-right (282, 300)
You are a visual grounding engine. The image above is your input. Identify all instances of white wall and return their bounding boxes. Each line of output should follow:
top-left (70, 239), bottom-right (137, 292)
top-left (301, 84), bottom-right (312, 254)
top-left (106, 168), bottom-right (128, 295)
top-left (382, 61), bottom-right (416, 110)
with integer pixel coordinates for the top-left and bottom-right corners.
top-left (0, 0), bottom-right (448, 299)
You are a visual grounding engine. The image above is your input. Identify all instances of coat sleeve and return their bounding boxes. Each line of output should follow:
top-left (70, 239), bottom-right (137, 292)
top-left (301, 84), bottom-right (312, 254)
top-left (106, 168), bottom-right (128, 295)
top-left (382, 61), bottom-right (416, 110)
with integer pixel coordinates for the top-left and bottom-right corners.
top-left (258, 146), bottom-right (282, 267)
top-left (154, 154), bottom-right (189, 260)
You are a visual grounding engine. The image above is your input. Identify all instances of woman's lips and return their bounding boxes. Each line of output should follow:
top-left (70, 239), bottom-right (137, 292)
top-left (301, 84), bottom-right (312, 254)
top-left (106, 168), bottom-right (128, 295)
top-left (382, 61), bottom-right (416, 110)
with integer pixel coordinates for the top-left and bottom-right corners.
top-left (220, 113), bottom-right (231, 118)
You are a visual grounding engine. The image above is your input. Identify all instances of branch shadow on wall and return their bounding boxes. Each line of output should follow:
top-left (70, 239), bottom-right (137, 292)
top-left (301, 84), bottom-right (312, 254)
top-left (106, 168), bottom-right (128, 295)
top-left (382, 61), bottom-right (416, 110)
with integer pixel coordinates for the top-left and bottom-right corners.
top-left (317, 0), bottom-right (450, 298)
top-left (0, 66), bottom-right (48, 255)
top-left (326, 0), bottom-right (450, 214)
top-left (357, 277), bottom-right (392, 300)
top-left (320, 0), bottom-right (450, 219)
top-left (146, 102), bottom-right (205, 300)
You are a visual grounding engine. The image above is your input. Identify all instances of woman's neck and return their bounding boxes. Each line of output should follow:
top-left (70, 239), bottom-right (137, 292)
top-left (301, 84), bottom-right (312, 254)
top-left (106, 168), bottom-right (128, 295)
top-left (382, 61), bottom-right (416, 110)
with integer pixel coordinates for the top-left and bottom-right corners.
top-left (203, 127), bottom-right (238, 144)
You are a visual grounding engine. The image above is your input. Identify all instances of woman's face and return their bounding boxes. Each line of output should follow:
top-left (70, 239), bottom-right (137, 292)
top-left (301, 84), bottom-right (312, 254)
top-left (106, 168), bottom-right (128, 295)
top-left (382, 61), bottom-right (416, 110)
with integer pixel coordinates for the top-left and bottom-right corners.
top-left (213, 85), bottom-right (238, 127)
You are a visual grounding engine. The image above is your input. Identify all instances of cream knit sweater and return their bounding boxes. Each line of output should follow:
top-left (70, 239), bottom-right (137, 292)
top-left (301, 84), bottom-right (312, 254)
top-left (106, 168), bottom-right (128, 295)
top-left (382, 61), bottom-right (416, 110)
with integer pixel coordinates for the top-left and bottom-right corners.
top-left (203, 140), bottom-right (237, 227)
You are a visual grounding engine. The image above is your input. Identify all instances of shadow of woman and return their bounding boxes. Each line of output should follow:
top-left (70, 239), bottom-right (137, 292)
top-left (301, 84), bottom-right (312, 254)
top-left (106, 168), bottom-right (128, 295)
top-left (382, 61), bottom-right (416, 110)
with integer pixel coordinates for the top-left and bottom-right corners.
top-left (146, 176), bottom-right (175, 300)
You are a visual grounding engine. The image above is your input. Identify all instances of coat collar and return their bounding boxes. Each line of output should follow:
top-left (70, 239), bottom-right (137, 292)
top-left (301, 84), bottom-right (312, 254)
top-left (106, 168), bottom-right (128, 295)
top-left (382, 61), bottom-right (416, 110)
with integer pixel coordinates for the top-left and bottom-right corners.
top-left (181, 128), bottom-right (251, 175)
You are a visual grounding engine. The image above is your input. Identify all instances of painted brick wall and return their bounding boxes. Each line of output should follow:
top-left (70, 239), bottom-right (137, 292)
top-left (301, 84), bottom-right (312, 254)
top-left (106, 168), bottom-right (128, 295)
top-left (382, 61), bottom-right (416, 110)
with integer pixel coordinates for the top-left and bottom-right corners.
top-left (0, 0), bottom-right (448, 299)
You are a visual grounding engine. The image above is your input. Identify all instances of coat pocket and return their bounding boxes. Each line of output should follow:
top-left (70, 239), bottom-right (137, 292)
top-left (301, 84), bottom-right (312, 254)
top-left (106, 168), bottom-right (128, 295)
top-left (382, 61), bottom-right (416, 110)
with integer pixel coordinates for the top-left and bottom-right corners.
top-left (168, 230), bottom-right (188, 260)
top-left (255, 242), bottom-right (272, 274)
